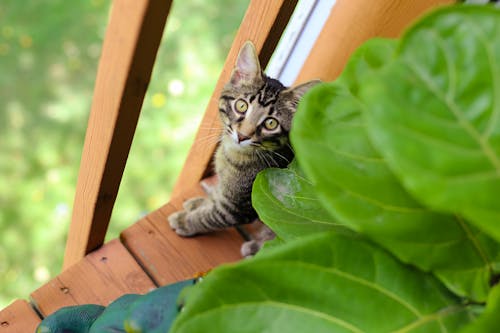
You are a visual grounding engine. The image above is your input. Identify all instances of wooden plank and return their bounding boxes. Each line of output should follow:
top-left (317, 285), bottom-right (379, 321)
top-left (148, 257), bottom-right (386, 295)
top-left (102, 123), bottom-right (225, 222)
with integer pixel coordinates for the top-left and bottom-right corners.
top-left (295, 0), bottom-right (454, 83)
top-left (33, 240), bottom-right (156, 316)
top-left (0, 300), bottom-right (40, 333)
top-left (171, 0), bottom-right (298, 197)
top-left (63, 0), bottom-right (173, 269)
top-left (121, 184), bottom-right (244, 286)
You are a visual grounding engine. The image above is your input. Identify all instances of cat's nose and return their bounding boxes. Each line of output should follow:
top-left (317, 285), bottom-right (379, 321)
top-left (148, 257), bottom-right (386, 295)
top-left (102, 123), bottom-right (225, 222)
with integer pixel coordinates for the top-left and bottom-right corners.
top-left (237, 132), bottom-right (251, 143)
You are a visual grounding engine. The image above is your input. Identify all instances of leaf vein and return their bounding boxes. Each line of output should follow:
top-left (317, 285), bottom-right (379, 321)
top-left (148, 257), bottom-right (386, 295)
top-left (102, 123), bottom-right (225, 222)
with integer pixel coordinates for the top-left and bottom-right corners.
top-left (258, 181), bottom-right (337, 226)
top-left (406, 59), bottom-right (500, 174)
top-left (456, 215), bottom-right (493, 274)
top-left (317, 141), bottom-right (385, 163)
top-left (286, 261), bottom-right (423, 318)
top-left (463, 16), bottom-right (500, 138)
top-left (184, 301), bottom-right (365, 333)
top-left (339, 187), bottom-right (425, 213)
top-left (390, 305), bottom-right (465, 333)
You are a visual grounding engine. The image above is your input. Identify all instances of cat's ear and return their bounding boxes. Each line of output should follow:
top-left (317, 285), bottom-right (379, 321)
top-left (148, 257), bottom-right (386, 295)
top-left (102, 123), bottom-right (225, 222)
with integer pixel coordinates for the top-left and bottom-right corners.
top-left (230, 41), bottom-right (261, 86)
top-left (287, 80), bottom-right (322, 100)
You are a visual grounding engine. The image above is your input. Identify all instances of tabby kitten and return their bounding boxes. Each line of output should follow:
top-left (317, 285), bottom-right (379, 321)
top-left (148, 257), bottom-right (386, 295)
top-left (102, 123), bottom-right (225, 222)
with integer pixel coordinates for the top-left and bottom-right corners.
top-left (168, 41), bottom-right (319, 244)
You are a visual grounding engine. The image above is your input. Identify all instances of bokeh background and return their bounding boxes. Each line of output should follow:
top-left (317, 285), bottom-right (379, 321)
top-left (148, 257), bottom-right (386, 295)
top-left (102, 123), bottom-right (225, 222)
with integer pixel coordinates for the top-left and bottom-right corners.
top-left (0, 0), bottom-right (247, 308)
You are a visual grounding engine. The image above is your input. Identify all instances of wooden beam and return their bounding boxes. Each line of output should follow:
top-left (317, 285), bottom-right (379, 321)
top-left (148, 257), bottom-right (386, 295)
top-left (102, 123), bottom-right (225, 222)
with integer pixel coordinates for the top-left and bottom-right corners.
top-left (0, 300), bottom-right (41, 333)
top-left (35, 240), bottom-right (155, 316)
top-left (63, 0), bottom-right (172, 269)
top-left (121, 182), bottom-right (244, 287)
top-left (295, 0), bottom-right (454, 83)
top-left (171, 0), bottom-right (298, 197)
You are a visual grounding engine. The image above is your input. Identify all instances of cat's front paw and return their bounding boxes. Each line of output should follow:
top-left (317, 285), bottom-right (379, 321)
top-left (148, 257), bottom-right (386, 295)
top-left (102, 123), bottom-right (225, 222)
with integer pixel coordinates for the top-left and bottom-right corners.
top-left (168, 211), bottom-right (197, 237)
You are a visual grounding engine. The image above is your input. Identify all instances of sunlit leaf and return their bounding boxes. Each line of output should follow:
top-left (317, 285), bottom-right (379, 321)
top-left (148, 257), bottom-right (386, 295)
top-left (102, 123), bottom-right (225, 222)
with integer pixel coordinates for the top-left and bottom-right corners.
top-left (253, 161), bottom-right (346, 241)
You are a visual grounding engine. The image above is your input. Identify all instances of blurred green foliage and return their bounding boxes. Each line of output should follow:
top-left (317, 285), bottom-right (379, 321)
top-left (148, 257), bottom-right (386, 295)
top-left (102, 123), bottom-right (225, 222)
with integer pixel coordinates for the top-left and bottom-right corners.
top-left (0, 0), bottom-right (247, 308)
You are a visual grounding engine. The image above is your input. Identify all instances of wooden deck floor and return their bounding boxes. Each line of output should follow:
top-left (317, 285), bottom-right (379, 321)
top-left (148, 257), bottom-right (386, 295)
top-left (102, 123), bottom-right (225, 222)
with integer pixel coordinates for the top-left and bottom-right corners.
top-left (0, 182), bottom-right (246, 332)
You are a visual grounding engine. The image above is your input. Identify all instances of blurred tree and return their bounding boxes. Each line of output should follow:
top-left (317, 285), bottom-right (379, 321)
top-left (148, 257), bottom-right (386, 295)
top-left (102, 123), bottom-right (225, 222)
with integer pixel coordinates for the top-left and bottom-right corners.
top-left (0, 0), bottom-right (248, 308)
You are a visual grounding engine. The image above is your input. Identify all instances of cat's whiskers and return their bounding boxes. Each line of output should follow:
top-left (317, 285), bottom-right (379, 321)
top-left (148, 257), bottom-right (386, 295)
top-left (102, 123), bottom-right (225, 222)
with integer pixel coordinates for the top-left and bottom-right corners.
top-left (265, 151), bottom-right (281, 168)
top-left (269, 150), bottom-right (290, 165)
top-left (194, 133), bottom-right (222, 145)
top-left (195, 131), bottom-right (222, 140)
top-left (198, 126), bottom-right (223, 131)
top-left (256, 150), bottom-right (273, 169)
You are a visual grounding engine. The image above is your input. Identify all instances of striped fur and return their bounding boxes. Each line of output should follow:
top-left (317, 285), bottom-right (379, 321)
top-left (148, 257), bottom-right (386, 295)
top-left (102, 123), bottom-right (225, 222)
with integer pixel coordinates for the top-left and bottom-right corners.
top-left (169, 41), bottom-right (319, 237)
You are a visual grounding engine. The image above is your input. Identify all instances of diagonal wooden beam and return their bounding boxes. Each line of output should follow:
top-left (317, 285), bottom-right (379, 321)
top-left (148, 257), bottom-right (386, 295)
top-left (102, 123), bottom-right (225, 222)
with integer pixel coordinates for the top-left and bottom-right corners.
top-left (63, 0), bottom-right (172, 270)
top-left (171, 0), bottom-right (298, 197)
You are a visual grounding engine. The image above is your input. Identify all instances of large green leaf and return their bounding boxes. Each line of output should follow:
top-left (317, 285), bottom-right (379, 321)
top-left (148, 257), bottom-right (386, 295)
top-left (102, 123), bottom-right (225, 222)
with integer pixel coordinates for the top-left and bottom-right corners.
top-left (170, 232), bottom-right (474, 333)
top-left (252, 160), bottom-right (345, 240)
top-left (291, 38), bottom-right (500, 301)
top-left (361, 6), bottom-right (500, 241)
top-left (338, 38), bottom-right (397, 94)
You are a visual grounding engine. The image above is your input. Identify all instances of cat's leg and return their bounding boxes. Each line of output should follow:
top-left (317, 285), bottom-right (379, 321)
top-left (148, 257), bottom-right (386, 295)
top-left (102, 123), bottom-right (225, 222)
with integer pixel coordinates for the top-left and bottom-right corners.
top-left (168, 197), bottom-right (239, 236)
top-left (240, 240), bottom-right (260, 257)
top-left (240, 220), bottom-right (276, 257)
top-left (182, 197), bottom-right (206, 211)
top-left (167, 197), bottom-right (209, 236)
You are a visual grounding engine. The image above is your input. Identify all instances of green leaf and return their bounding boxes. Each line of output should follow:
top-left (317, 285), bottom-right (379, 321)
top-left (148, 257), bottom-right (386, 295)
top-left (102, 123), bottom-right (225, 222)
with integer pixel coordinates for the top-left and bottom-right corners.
top-left (253, 160), bottom-right (345, 241)
top-left (339, 38), bottom-right (397, 94)
top-left (460, 283), bottom-right (500, 333)
top-left (361, 6), bottom-right (500, 241)
top-left (291, 38), bottom-right (500, 301)
top-left (259, 235), bottom-right (286, 251)
top-left (170, 232), bottom-right (475, 333)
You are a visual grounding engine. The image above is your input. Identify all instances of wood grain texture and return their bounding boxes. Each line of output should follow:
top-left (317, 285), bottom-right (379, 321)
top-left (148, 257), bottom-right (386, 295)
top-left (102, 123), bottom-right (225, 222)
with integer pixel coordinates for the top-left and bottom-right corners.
top-left (33, 240), bottom-right (155, 316)
top-left (295, 0), bottom-right (454, 83)
top-left (63, 0), bottom-right (173, 269)
top-left (0, 300), bottom-right (40, 333)
top-left (121, 184), bottom-right (244, 286)
top-left (171, 0), bottom-right (298, 197)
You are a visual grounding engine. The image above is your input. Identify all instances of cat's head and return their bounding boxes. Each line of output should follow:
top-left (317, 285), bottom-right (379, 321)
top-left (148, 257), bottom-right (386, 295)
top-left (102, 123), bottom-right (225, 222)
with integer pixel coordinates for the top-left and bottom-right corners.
top-left (218, 41), bottom-right (320, 154)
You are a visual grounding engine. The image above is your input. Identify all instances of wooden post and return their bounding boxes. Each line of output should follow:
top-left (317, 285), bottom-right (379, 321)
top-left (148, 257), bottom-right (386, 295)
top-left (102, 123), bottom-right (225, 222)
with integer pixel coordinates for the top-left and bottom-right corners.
top-left (295, 0), bottom-right (455, 83)
top-left (171, 0), bottom-right (298, 197)
top-left (63, 0), bottom-right (172, 270)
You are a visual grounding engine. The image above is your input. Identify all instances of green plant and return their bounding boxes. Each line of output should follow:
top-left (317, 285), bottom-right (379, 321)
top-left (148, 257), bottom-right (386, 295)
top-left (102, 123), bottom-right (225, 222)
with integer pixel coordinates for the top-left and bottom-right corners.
top-left (170, 5), bottom-right (500, 332)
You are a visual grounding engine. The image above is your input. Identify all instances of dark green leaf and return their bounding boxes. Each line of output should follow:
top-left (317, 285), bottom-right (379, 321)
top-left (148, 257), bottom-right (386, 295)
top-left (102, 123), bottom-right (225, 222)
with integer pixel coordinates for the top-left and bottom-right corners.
top-left (171, 232), bottom-right (475, 333)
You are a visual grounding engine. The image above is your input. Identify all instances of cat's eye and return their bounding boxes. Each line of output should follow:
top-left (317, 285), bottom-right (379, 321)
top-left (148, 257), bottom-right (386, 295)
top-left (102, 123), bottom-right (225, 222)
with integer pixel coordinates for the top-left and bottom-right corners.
top-left (234, 99), bottom-right (248, 113)
top-left (263, 117), bottom-right (279, 130)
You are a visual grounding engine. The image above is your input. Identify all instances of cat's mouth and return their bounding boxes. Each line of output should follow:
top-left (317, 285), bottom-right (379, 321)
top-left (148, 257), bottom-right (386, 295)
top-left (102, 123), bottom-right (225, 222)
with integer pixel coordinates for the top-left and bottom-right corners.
top-left (229, 130), bottom-right (254, 148)
top-left (224, 129), bottom-right (285, 152)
